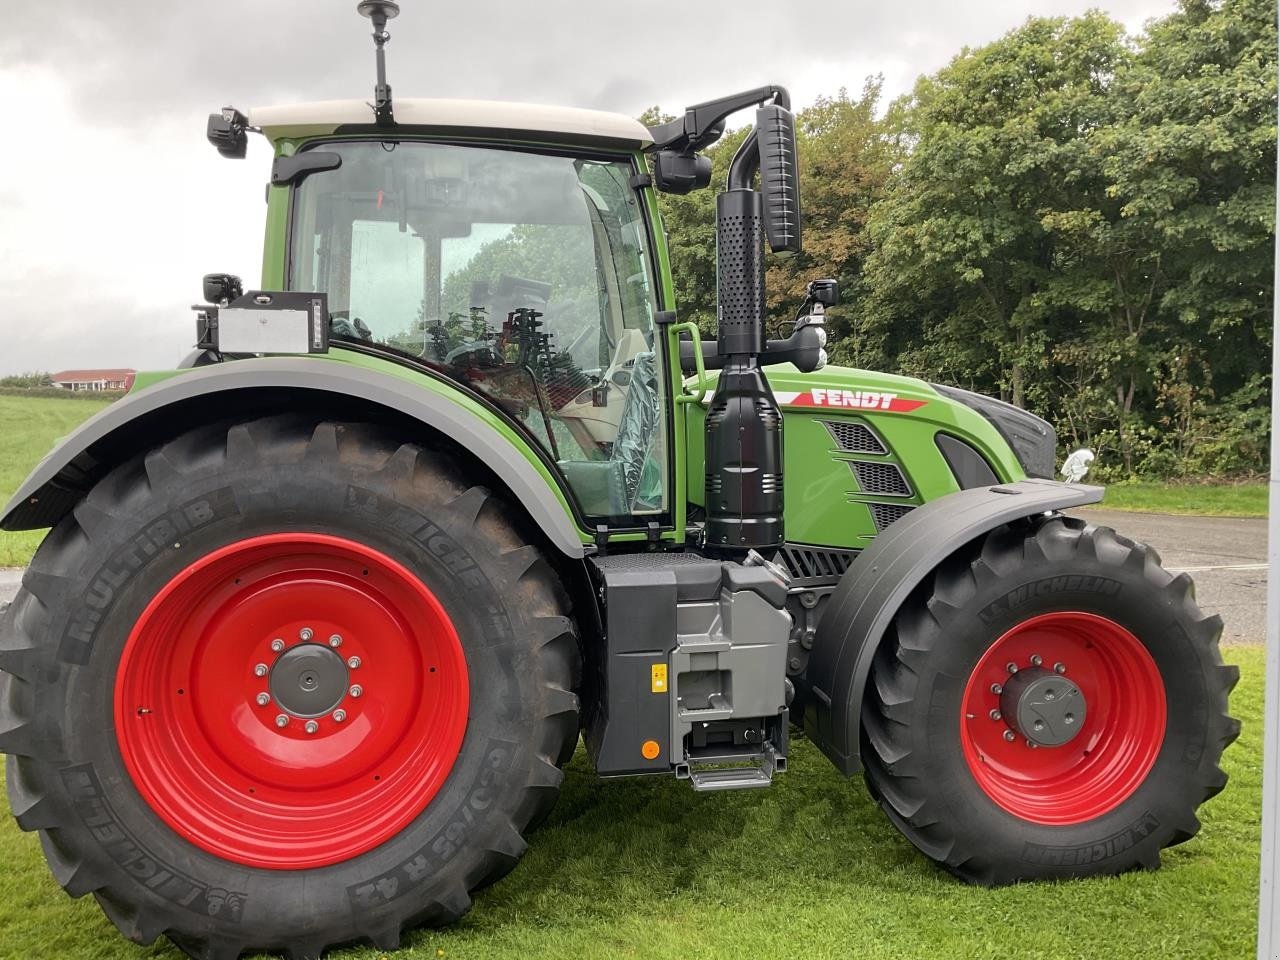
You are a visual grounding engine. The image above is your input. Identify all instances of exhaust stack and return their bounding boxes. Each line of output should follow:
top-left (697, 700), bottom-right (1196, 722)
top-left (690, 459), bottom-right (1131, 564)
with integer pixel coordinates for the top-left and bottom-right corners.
top-left (704, 97), bottom-right (800, 553)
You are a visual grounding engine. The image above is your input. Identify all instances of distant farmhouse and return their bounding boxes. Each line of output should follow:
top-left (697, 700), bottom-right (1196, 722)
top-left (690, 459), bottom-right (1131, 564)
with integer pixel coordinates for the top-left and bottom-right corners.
top-left (50, 369), bottom-right (136, 392)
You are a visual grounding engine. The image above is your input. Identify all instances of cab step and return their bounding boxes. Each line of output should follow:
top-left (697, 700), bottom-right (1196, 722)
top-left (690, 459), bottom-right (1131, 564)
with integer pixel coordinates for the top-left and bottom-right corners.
top-left (676, 744), bottom-right (786, 792)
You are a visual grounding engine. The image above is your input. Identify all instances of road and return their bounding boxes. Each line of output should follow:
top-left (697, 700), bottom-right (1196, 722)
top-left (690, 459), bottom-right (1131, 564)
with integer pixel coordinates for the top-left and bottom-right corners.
top-left (1070, 508), bottom-right (1268, 645)
top-left (0, 509), bottom-right (1268, 642)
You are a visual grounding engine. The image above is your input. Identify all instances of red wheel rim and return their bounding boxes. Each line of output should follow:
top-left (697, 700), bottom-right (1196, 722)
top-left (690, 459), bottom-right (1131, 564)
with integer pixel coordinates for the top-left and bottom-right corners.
top-left (959, 611), bottom-right (1165, 825)
top-left (115, 533), bottom-right (469, 869)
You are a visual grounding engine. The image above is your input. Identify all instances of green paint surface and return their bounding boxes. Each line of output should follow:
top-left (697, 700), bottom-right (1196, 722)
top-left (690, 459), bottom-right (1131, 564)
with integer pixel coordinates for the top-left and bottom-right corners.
top-left (686, 363), bottom-right (1025, 549)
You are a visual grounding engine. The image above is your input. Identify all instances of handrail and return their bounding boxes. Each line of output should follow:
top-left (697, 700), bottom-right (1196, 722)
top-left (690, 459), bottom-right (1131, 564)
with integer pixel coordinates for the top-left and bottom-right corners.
top-left (670, 322), bottom-right (710, 405)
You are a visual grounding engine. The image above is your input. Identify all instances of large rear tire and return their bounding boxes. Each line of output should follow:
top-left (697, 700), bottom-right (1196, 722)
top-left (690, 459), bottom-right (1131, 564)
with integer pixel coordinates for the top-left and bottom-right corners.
top-left (0, 415), bottom-right (580, 958)
top-left (861, 515), bottom-right (1239, 885)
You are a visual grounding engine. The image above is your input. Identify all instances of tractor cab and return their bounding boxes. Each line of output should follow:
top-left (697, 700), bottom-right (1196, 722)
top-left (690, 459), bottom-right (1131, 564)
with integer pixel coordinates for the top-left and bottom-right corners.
top-left (275, 127), bottom-right (669, 520)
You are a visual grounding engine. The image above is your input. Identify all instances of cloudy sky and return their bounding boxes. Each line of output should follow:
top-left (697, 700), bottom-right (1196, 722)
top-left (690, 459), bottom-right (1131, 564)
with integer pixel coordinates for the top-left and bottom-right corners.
top-left (0, 0), bottom-right (1173, 376)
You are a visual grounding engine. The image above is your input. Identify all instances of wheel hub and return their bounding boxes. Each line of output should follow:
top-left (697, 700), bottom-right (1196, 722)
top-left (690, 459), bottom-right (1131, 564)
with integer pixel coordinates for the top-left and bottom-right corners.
top-left (999, 667), bottom-right (1086, 747)
top-left (269, 643), bottom-right (350, 718)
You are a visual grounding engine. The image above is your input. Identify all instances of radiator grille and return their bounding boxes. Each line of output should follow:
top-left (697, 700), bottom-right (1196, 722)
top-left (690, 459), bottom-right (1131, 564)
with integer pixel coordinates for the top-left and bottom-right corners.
top-left (851, 461), bottom-right (912, 497)
top-left (822, 420), bottom-right (887, 455)
top-left (868, 502), bottom-right (915, 532)
top-left (775, 544), bottom-right (859, 585)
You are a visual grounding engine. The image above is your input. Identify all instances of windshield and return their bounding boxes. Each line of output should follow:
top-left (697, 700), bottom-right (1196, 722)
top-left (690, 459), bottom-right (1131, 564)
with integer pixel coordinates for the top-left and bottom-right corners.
top-left (289, 140), bottom-right (666, 520)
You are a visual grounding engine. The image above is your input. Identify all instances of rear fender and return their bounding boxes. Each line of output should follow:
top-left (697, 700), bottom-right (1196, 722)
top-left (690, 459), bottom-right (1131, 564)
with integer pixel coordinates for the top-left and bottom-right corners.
top-left (802, 478), bottom-right (1104, 775)
top-left (1, 357), bottom-right (588, 559)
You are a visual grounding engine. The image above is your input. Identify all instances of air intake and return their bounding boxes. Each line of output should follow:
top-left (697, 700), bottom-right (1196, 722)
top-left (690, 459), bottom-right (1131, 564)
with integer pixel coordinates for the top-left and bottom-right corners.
top-left (822, 420), bottom-right (886, 455)
top-left (868, 502), bottom-right (915, 532)
top-left (850, 461), bottom-right (912, 497)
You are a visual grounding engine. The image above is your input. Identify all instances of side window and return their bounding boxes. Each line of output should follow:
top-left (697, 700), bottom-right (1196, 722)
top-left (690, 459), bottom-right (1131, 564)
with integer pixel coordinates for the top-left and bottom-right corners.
top-left (290, 143), bottom-right (667, 521)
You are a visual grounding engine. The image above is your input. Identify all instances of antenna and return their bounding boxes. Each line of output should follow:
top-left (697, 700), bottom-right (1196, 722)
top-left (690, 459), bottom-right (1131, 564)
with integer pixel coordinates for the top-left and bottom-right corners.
top-left (357, 1), bottom-right (400, 127)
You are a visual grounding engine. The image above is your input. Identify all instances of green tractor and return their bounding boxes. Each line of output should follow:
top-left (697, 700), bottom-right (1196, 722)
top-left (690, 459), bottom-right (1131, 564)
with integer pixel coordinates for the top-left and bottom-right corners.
top-left (0, 5), bottom-right (1239, 958)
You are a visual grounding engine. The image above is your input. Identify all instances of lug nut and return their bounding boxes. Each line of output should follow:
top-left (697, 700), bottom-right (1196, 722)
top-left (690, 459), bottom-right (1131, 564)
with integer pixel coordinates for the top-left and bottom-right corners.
top-left (1065, 713), bottom-right (1076, 725)
top-left (304, 720), bottom-right (319, 735)
top-left (1054, 662), bottom-right (1067, 674)
top-left (989, 709), bottom-right (1002, 721)
top-left (256, 692), bottom-right (271, 707)
top-left (333, 709), bottom-right (347, 722)
top-left (990, 683), bottom-right (1003, 695)
top-left (350, 684), bottom-right (363, 698)
top-left (329, 634), bottom-right (343, 648)
top-left (1031, 654), bottom-right (1043, 667)
top-left (270, 638), bottom-right (285, 653)
top-left (275, 714), bottom-right (289, 728)
top-left (254, 663), bottom-right (268, 677)
top-left (299, 627), bottom-right (314, 641)
top-left (1006, 662), bottom-right (1018, 674)
top-left (1003, 729), bottom-right (1016, 742)
top-left (1033, 719), bottom-right (1045, 731)
top-left (347, 656), bottom-right (361, 669)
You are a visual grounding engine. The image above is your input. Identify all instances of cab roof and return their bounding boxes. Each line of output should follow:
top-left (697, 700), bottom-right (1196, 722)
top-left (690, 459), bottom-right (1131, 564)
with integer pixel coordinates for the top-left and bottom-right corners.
top-left (247, 98), bottom-right (654, 150)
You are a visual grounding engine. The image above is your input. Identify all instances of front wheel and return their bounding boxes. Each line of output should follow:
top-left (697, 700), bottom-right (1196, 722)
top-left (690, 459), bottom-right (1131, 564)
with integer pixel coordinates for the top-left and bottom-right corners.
top-left (861, 515), bottom-right (1239, 885)
top-left (0, 416), bottom-right (580, 958)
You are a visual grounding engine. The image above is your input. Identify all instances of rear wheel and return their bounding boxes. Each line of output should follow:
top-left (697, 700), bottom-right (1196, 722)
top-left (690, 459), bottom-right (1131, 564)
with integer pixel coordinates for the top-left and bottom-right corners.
top-left (861, 515), bottom-right (1239, 885)
top-left (0, 416), bottom-right (580, 958)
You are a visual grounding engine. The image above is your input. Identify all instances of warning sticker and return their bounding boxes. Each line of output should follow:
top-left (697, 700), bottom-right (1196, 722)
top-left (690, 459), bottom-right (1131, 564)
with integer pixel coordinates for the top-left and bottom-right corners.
top-left (651, 663), bottom-right (668, 694)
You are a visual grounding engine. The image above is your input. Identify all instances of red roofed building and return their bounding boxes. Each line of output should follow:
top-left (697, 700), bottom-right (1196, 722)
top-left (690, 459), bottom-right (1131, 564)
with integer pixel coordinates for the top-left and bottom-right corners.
top-left (50, 369), bottom-right (136, 392)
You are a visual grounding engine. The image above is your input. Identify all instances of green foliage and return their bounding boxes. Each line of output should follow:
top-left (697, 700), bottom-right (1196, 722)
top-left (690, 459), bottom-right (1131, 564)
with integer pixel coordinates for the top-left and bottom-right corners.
top-left (0, 371), bottom-right (52, 389)
top-left (656, 0), bottom-right (1275, 480)
top-left (864, 0), bottom-right (1275, 479)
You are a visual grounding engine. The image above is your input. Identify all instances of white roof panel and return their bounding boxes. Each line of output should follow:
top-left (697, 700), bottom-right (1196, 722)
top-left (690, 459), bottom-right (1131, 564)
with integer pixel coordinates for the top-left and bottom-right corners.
top-left (248, 98), bottom-right (653, 148)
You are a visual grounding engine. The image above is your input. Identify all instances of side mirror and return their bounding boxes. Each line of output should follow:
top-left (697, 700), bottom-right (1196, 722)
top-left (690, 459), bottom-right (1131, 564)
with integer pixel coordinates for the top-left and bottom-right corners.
top-left (207, 108), bottom-right (249, 159)
top-left (203, 273), bottom-right (243, 305)
top-left (755, 104), bottom-right (802, 255)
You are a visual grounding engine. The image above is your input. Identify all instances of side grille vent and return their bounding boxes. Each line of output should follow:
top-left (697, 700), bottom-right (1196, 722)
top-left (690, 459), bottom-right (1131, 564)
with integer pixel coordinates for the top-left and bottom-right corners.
top-left (775, 544), bottom-right (859, 586)
top-left (850, 461), bottom-right (912, 497)
top-left (822, 420), bottom-right (886, 455)
top-left (868, 502), bottom-right (915, 532)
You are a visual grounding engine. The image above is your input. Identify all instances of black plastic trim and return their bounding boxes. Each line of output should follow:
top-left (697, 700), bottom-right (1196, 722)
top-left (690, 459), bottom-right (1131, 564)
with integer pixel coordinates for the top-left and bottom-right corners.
top-left (935, 432), bottom-right (999, 489)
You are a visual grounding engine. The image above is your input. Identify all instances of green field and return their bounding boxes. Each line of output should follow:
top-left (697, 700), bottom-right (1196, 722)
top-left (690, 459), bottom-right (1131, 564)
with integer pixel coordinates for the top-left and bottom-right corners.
top-left (1100, 481), bottom-right (1269, 518)
top-left (0, 394), bottom-right (110, 566)
top-left (0, 644), bottom-right (1264, 960)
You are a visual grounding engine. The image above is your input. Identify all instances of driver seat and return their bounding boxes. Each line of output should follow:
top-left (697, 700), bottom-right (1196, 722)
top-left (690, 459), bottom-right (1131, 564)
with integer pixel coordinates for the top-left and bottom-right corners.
top-left (558, 351), bottom-right (660, 518)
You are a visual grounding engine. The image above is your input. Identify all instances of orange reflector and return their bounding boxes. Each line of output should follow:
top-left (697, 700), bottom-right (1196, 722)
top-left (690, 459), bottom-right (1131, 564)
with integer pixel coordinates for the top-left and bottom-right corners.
top-left (641, 739), bottom-right (660, 760)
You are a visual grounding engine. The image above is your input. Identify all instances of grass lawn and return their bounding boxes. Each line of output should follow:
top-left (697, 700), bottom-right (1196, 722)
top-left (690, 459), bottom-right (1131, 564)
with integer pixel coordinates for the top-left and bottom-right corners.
top-left (0, 644), bottom-right (1264, 960)
top-left (1099, 481), bottom-right (1268, 518)
top-left (0, 394), bottom-right (110, 567)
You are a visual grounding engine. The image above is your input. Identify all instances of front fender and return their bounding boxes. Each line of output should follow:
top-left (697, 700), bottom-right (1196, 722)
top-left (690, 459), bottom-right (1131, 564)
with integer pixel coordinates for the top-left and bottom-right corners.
top-left (802, 478), bottom-right (1103, 775)
top-left (2, 357), bottom-right (588, 559)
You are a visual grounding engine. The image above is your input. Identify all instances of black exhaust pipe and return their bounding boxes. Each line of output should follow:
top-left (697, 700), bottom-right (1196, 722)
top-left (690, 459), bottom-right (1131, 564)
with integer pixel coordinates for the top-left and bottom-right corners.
top-left (704, 132), bottom-right (785, 553)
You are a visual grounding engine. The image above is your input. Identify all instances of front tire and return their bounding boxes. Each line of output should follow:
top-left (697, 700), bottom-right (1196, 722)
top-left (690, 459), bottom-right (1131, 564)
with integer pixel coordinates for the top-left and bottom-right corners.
top-left (861, 515), bottom-right (1239, 885)
top-left (0, 416), bottom-right (580, 958)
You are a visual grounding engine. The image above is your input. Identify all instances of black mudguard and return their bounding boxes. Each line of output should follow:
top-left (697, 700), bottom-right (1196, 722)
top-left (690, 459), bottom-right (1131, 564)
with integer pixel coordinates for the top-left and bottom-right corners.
top-left (802, 478), bottom-right (1104, 775)
top-left (0, 357), bottom-right (589, 559)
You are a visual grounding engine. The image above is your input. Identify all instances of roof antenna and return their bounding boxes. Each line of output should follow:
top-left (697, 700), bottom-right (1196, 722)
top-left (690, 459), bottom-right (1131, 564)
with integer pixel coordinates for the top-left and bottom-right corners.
top-left (357, 1), bottom-right (400, 127)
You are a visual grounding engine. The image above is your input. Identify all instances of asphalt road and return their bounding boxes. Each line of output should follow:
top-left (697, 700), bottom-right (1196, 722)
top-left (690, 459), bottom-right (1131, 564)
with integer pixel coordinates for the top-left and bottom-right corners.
top-left (0, 509), bottom-right (1268, 642)
top-left (1070, 508), bottom-right (1269, 645)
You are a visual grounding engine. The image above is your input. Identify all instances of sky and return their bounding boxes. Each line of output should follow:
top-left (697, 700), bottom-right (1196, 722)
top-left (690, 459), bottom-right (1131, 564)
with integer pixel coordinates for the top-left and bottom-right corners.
top-left (0, 0), bottom-right (1175, 376)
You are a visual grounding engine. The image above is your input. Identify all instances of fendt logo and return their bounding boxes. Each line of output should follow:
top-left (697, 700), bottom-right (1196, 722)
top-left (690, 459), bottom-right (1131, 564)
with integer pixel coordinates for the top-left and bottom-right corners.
top-left (774, 388), bottom-right (928, 412)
